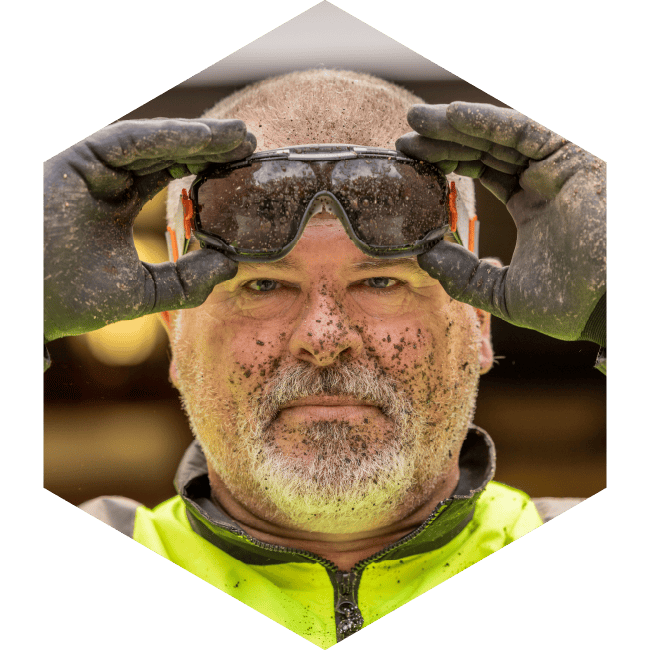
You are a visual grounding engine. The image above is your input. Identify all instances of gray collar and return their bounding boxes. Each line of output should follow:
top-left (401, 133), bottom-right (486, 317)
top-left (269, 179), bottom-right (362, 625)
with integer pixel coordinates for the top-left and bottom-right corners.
top-left (174, 425), bottom-right (496, 567)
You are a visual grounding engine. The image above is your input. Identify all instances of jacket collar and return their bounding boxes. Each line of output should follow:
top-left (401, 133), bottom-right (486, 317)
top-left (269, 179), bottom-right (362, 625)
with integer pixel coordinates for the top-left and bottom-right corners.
top-left (174, 425), bottom-right (495, 568)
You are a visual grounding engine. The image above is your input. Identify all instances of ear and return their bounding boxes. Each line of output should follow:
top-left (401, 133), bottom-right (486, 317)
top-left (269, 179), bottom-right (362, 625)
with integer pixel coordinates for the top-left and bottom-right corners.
top-left (475, 257), bottom-right (502, 375)
top-left (157, 310), bottom-right (179, 387)
top-left (476, 308), bottom-right (494, 375)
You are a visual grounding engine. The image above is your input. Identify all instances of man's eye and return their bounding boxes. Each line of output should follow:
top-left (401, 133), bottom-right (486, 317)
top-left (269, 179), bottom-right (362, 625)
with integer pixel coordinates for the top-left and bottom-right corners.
top-left (364, 277), bottom-right (397, 289)
top-left (247, 279), bottom-right (279, 292)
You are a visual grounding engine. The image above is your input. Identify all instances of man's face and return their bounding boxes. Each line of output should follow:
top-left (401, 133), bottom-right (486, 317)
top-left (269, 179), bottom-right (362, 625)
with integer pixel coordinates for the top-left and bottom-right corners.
top-left (170, 199), bottom-right (487, 534)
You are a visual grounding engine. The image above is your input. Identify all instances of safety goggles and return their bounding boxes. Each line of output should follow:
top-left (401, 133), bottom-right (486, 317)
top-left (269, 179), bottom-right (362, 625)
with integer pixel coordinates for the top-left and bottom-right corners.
top-left (166, 144), bottom-right (478, 263)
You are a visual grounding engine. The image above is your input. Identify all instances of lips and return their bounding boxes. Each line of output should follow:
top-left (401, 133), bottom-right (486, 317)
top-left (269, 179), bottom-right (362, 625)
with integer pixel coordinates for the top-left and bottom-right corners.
top-left (281, 395), bottom-right (379, 409)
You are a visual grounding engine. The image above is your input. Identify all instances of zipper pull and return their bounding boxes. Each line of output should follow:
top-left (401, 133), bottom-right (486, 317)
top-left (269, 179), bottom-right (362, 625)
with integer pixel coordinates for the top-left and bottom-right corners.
top-left (337, 602), bottom-right (364, 638)
top-left (334, 571), bottom-right (364, 641)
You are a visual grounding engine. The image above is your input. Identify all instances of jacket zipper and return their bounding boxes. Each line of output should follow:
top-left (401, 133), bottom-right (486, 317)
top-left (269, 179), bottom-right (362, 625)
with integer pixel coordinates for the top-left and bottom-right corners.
top-left (233, 531), bottom-right (365, 642)
top-left (224, 529), bottom-right (364, 642)
top-left (190, 493), bottom-right (472, 644)
top-left (328, 503), bottom-right (454, 641)
top-left (202, 508), bottom-right (449, 644)
top-left (332, 570), bottom-right (364, 642)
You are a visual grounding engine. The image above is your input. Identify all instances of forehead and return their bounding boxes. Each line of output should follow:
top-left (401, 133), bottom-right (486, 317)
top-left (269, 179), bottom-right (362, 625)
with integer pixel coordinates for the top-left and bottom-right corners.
top-left (240, 252), bottom-right (424, 275)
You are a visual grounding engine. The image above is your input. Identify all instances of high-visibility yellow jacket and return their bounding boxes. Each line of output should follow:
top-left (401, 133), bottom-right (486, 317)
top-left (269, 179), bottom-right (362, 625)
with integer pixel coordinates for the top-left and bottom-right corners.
top-left (81, 427), bottom-right (544, 648)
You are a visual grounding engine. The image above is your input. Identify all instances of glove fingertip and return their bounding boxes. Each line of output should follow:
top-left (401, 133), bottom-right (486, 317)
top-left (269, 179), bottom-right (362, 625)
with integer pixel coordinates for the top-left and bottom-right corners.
top-left (178, 248), bottom-right (239, 285)
top-left (202, 119), bottom-right (250, 154)
top-left (247, 131), bottom-right (257, 150)
top-left (395, 131), bottom-right (416, 152)
top-left (406, 104), bottom-right (429, 130)
top-left (206, 118), bottom-right (247, 137)
top-left (407, 104), bottom-right (448, 133)
top-left (419, 241), bottom-right (510, 320)
top-left (218, 255), bottom-right (239, 282)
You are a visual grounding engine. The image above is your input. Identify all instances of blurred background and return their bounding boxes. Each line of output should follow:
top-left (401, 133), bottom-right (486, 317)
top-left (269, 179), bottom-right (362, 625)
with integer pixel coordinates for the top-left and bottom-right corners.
top-left (43, 2), bottom-right (605, 510)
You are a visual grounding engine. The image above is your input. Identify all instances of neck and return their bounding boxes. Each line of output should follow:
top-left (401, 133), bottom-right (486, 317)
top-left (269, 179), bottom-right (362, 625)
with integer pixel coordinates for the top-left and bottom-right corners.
top-left (206, 464), bottom-right (460, 571)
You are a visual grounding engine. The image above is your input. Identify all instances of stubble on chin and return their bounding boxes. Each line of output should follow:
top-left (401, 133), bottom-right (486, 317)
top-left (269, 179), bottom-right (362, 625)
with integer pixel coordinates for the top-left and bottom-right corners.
top-left (177, 353), bottom-right (479, 534)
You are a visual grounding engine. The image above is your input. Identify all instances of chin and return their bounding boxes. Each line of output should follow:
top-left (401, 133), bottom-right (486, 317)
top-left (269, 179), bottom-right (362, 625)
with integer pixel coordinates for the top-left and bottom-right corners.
top-left (236, 416), bottom-right (451, 533)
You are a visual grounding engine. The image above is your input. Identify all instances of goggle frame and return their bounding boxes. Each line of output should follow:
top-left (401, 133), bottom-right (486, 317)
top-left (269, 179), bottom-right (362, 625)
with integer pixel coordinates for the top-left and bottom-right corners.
top-left (167, 144), bottom-right (475, 263)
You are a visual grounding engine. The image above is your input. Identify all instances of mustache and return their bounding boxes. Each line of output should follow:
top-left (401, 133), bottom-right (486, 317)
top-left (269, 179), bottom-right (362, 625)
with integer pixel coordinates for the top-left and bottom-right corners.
top-left (253, 361), bottom-right (413, 423)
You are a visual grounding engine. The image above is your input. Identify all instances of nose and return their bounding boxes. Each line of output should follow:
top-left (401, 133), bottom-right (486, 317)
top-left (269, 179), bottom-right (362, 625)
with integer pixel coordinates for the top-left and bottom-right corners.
top-left (288, 289), bottom-right (364, 366)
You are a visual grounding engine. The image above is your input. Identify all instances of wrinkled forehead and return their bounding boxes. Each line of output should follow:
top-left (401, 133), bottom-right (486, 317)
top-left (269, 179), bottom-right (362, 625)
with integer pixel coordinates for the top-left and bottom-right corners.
top-left (236, 236), bottom-right (426, 277)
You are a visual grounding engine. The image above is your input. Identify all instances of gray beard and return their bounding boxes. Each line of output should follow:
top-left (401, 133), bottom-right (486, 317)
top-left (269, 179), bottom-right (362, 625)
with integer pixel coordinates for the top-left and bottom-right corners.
top-left (205, 419), bottom-right (423, 533)
top-left (199, 362), bottom-right (448, 533)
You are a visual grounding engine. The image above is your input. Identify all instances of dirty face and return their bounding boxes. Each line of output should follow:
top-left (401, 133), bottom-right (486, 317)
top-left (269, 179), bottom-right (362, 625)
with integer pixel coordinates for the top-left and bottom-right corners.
top-left (171, 198), bottom-right (487, 534)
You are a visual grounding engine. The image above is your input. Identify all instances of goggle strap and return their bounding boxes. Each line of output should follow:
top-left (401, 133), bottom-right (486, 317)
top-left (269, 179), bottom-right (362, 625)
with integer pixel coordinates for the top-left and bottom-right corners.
top-left (468, 216), bottom-right (478, 255)
top-left (166, 226), bottom-right (180, 263)
top-left (167, 193), bottom-right (188, 260)
top-left (448, 181), bottom-right (479, 254)
top-left (181, 189), bottom-right (194, 242)
top-left (448, 181), bottom-right (458, 233)
top-left (160, 310), bottom-right (172, 328)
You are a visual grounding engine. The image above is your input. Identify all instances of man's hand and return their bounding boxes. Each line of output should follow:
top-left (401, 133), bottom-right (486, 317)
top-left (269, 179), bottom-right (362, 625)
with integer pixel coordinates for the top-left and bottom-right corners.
top-left (44, 118), bottom-right (256, 344)
top-left (395, 103), bottom-right (606, 348)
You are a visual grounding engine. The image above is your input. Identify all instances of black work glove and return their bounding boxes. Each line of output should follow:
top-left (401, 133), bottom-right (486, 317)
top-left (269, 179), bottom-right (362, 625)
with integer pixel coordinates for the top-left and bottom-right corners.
top-left (44, 118), bottom-right (256, 351)
top-left (396, 103), bottom-right (606, 358)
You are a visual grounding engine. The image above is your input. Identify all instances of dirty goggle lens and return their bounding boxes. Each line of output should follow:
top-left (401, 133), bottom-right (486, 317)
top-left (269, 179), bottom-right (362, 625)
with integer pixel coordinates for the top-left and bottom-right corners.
top-left (330, 158), bottom-right (448, 247)
top-left (194, 161), bottom-right (317, 253)
top-left (190, 149), bottom-right (450, 260)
